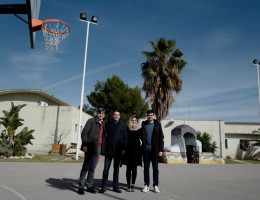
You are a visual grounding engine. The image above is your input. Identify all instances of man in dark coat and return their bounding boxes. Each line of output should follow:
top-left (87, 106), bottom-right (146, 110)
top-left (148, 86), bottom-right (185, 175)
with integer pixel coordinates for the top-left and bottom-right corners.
top-left (141, 110), bottom-right (164, 193)
top-left (78, 108), bottom-right (106, 195)
top-left (99, 110), bottom-right (128, 193)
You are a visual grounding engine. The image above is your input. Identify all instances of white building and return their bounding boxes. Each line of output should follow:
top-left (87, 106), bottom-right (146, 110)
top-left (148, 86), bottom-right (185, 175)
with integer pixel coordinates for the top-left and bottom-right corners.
top-left (0, 89), bottom-right (259, 160)
top-left (0, 89), bottom-right (91, 153)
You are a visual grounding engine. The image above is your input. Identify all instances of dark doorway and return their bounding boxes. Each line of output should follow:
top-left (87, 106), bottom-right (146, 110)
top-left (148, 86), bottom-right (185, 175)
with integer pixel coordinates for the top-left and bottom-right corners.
top-left (186, 145), bottom-right (194, 163)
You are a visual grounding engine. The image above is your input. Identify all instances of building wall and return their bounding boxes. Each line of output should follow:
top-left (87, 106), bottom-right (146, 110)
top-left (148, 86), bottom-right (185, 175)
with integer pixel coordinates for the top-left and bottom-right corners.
top-left (225, 123), bottom-right (260, 159)
top-left (0, 94), bottom-right (91, 153)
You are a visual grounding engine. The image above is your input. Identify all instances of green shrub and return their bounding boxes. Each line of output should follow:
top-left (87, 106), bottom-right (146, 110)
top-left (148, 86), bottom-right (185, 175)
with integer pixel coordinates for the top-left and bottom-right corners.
top-left (0, 132), bottom-right (13, 157)
top-left (197, 131), bottom-right (218, 153)
top-left (13, 127), bottom-right (35, 156)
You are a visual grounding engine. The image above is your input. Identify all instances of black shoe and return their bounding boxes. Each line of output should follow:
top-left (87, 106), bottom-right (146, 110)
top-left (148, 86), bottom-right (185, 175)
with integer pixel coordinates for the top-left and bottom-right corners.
top-left (113, 187), bottom-right (122, 193)
top-left (77, 188), bottom-right (85, 195)
top-left (87, 187), bottom-right (97, 194)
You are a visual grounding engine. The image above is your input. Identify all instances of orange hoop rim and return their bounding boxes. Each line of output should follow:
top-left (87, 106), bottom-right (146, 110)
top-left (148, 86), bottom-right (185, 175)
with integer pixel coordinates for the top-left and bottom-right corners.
top-left (41, 19), bottom-right (71, 35)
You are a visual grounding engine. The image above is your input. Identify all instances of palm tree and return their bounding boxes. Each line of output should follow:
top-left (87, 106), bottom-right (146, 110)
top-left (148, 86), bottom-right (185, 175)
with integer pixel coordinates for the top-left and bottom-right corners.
top-left (252, 128), bottom-right (260, 134)
top-left (0, 102), bottom-right (26, 143)
top-left (141, 37), bottom-right (187, 121)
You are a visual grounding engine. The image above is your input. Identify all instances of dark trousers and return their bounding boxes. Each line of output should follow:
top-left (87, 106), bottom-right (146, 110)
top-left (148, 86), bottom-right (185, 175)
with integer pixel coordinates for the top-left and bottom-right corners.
top-left (126, 165), bottom-right (137, 186)
top-left (102, 155), bottom-right (121, 187)
top-left (143, 149), bottom-right (159, 187)
top-left (79, 147), bottom-right (101, 189)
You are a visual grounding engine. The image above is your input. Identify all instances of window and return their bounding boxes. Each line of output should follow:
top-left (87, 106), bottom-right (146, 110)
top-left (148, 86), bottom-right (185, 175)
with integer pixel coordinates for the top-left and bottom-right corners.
top-left (75, 124), bottom-right (83, 132)
top-left (225, 139), bottom-right (228, 149)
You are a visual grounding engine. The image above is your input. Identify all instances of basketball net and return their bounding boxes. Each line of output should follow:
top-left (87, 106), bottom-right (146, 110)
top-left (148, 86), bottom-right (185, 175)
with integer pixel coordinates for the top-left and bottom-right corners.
top-left (41, 19), bottom-right (70, 54)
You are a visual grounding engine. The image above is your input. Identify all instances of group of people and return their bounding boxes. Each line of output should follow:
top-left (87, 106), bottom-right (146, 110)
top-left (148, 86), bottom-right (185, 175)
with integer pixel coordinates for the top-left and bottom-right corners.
top-left (77, 108), bottom-right (164, 195)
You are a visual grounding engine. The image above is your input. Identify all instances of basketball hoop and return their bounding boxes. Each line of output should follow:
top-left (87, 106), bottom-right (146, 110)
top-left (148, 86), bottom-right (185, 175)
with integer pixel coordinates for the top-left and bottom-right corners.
top-left (41, 19), bottom-right (71, 54)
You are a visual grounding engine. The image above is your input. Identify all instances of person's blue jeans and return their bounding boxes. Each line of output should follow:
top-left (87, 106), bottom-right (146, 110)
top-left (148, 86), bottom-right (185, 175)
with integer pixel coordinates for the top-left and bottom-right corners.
top-left (79, 147), bottom-right (101, 189)
top-left (143, 149), bottom-right (159, 187)
top-left (102, 156), bottom-right (121, 188)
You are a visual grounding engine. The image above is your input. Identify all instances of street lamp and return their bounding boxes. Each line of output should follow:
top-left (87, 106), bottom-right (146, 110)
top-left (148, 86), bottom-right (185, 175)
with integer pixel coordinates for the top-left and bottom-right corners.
top-left (76, 13), bottom-right (98, 160)
top-left (253, 59), bottom-right (260, 120)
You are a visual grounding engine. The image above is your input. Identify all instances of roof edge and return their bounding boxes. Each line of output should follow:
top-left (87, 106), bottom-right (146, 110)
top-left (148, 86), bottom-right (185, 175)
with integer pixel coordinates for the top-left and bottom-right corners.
top-left (0, 89), bottom-right (70, 106)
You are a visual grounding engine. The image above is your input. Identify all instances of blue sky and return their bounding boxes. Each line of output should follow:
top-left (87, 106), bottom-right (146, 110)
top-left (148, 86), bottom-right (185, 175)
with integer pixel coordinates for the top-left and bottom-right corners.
top-left (1, 0), bottom-right (260, 122)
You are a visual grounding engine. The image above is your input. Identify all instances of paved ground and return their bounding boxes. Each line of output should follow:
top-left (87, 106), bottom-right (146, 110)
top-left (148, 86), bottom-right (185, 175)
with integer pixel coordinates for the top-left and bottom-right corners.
top-left (0, 159), bottom-right (260, 200)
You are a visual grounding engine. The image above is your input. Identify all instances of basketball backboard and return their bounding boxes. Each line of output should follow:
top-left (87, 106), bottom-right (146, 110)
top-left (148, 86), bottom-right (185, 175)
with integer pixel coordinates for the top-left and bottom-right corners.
top-left (0, 0), bottom-right (41, 49)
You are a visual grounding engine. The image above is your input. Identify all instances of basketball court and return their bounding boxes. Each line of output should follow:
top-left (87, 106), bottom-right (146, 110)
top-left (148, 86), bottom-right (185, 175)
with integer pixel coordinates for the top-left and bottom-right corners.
top-left (0, 162), bottom-right (260, 200)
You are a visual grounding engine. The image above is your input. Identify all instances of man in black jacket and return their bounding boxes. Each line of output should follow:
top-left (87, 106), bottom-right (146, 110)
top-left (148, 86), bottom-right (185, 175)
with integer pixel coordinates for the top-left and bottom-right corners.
top-left (142, 110), bottom-right (164, 193)
top-left (99, 110), bottom-right (128, 193)
top-left (78, 108), bottom-right (106, 195)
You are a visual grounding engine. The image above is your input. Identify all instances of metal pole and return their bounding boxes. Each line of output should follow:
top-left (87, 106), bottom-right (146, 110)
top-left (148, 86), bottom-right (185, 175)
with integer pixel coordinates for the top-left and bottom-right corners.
top-left (76, 22), bottom-right (90, 160)
top-left (257, 63), bottom-right (260, 120)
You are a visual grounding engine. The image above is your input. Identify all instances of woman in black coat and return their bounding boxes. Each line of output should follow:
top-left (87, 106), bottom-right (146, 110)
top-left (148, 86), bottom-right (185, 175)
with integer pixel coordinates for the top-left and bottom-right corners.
top-left (123, 115), bottom-right (143, 192)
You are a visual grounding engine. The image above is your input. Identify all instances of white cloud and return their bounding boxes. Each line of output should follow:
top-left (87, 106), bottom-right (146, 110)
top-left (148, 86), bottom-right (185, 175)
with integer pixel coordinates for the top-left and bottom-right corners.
top-left (10, 53), bottom-right (61, 68)
top-left (9, 52), bottom-right (62, 81)
top-left (206, 29), bottom-right (236, 49)
top-left (43, 60), bottom-right (131, 90)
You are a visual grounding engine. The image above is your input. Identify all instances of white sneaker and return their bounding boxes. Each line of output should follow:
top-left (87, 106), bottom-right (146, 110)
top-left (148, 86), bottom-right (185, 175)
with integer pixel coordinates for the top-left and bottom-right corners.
top-left (154, 186), bottom-right (160, 193)
top-left (142, 185), bottom-right (149, 192)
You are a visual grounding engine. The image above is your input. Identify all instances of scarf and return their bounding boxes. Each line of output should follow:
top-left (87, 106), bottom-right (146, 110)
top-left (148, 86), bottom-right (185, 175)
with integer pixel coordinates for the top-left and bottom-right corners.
top-left (130, 124), bottom-right (141, 131)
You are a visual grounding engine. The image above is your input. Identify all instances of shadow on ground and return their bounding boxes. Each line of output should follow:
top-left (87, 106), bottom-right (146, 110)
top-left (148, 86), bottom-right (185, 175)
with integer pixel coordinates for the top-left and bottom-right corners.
top-left (45, 178), bottom-right (143, 193)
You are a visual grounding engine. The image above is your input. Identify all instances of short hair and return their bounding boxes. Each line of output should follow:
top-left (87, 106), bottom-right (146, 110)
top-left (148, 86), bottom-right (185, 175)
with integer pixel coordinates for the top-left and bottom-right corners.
top-left (146, 110), bottom-right (154, 115)
top-left (97, 108), bottom-right (105, 113)
top-left (113, 110), bottom-right (120, 115)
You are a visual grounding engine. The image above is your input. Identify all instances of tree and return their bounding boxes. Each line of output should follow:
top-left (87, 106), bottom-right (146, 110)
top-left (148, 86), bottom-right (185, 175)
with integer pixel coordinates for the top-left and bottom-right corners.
top-left (141, 37), bottom-right (187, 121)
top-left (78, 104), bottom-right (95, 116)
top-left (0, 102), bottom-right (26, 143)
top-left (87, 75), bottom-right (149, 122)
top-left (197, 131), bottom-right (217, 153)
top-left (0, 102), bottom-right (35, 157)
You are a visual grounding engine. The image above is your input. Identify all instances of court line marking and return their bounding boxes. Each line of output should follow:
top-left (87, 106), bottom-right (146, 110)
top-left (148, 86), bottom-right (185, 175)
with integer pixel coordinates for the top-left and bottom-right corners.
top-left (0, 184), bottom-right (27, 200)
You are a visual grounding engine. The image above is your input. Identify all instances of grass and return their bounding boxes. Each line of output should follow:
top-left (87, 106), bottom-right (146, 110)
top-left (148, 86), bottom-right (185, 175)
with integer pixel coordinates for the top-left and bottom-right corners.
top-left (225, 159), bottom-right (260, 164)
top-left (224, 159), bottom-right (243, 164)
top-left (241, 160), bottom-right (260, 164)
top-left (0, 154), bottom-right (84, 163)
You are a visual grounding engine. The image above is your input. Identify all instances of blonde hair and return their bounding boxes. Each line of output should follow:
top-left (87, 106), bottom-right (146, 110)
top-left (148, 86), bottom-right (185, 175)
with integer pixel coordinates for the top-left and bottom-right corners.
top-left (127, 115), bottom-right (140, 130)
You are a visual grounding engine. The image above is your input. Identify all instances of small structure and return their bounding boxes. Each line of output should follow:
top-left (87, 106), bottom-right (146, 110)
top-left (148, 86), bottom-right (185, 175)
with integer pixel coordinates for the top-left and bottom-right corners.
top-left (163, 124), bottom-right (225, 164)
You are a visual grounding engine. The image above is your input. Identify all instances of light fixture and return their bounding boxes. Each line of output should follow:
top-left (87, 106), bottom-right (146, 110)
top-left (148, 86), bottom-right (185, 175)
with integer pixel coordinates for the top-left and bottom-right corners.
top-left (91, 16), bottom-right (98, 23)
top-left (80, 13), bottom-right (87, 21)
top-left (253, 59), bottom-right (259, 65)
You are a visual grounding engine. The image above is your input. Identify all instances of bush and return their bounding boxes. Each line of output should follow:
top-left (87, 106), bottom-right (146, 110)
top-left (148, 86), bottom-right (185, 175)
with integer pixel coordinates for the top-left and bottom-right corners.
top-left (13, 127), bottom-right (35, 156)
top-left (0, 127), bottom-right (35, 157)
top-left (0, 132), bottom-right (13, 157)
